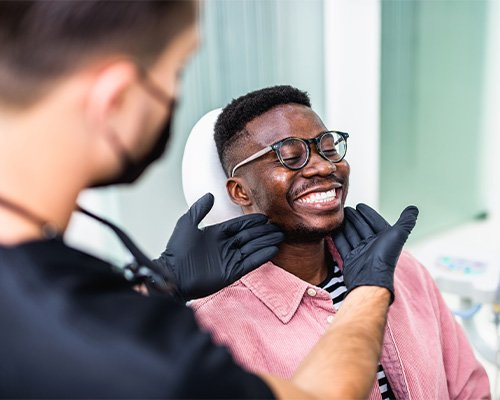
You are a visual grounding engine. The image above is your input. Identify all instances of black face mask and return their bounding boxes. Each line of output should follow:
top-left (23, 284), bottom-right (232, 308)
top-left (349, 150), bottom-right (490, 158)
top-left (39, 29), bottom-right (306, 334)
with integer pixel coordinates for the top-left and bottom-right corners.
top-left (91, 99), bottom-right (177, 187)
top-left (91, 67), bottom-right (177, 188)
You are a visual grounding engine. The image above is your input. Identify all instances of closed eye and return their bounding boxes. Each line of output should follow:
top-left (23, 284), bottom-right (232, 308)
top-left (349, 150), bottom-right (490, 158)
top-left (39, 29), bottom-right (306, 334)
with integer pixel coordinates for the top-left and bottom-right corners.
top-left (282, 156), bottom-right (302, 162)
top-left (322, 148), bottom-right (338, 155)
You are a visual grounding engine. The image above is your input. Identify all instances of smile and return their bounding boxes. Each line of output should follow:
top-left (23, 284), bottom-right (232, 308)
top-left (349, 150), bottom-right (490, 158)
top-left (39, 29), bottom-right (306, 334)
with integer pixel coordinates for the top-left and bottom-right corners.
top-left (297, 189), bottom-right (337, 204)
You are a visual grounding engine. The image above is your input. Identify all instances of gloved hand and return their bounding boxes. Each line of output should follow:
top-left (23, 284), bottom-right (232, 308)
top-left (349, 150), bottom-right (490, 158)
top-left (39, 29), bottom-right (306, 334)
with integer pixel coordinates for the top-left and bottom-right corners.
top-left (154, 193), bottom-right (284, 301)
top-left (332, 204), bottom-right (418, 303)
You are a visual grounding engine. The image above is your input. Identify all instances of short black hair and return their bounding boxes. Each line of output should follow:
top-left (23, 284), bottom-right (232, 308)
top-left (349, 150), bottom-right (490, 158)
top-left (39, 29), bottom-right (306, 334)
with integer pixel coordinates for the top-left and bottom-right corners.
top-left (0, 0), bottom-right (195, 107)
top-left (214, 85), bottom-right (311, 176)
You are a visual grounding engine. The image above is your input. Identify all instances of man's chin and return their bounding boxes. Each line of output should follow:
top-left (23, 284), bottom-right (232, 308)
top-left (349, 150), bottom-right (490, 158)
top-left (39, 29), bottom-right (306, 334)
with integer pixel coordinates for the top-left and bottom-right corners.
top-left (284, 227), bottom-right (333, 243)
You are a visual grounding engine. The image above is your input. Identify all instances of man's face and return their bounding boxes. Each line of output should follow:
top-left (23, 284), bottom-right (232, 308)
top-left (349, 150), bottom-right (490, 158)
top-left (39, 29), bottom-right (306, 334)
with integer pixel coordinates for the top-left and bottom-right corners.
top-left (89, 21), bottom-right (199, 187)
top-left (235, 104), bottom-right (350, 241)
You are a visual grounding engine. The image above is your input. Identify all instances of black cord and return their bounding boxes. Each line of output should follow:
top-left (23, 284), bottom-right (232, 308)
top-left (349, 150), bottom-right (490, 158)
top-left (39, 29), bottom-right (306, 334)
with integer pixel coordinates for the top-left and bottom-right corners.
top-left (0, 195), bottom-right (60, 238)
top-left (77, 206), bottom-right (179, 297)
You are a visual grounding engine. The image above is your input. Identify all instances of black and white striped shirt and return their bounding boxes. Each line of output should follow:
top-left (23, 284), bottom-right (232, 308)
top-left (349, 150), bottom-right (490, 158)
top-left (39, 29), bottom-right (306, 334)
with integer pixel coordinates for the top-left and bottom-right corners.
top-left (319, 264), bottom-right (396, 400)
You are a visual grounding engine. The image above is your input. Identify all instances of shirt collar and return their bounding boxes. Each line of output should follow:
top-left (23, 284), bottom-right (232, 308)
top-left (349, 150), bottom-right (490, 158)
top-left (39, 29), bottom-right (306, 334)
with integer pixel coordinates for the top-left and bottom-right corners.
top-left (240, 237), bottom-right (343, 323)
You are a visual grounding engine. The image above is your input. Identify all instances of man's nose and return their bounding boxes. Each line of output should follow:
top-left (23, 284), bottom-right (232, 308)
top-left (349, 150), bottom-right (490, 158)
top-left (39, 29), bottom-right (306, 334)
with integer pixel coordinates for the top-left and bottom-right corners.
top-left (301, 150), bottom-right (335, 178)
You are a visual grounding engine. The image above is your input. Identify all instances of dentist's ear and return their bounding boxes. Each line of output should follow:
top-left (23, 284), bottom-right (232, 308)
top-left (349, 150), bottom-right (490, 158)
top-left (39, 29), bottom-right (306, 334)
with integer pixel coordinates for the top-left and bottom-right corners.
top-left (226, 177), bottom-right (253, 207)
top-left (84, 61), bottom-right (139, 134)
top-left (83, 60), bottom-right (141, 181)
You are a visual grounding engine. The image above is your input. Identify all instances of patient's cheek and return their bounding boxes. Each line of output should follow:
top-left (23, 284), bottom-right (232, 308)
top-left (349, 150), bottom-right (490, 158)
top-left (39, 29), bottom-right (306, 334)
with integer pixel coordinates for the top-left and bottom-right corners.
top-left (273, 174), bottom-right (288, 185)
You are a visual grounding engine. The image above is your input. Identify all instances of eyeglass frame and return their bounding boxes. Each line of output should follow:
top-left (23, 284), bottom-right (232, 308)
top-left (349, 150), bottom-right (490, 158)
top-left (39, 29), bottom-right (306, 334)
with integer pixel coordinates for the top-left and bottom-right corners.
top-left (230, 130), bottom-right (349, 177)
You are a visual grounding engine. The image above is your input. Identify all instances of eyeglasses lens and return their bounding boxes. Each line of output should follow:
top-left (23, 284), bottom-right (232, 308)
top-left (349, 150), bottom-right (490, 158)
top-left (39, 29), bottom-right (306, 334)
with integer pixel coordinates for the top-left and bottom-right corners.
top-left (279, 138), bottom-right (309, 169)
top-left (279, 132), bottom-right (346, 169)
top-left (320, 132), bottom-right (345, 162)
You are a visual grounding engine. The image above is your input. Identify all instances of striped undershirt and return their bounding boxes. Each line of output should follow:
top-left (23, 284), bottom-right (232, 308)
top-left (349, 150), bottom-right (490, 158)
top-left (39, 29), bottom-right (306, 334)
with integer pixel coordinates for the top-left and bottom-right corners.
top-left (319, 264), bottom-right (396, 400)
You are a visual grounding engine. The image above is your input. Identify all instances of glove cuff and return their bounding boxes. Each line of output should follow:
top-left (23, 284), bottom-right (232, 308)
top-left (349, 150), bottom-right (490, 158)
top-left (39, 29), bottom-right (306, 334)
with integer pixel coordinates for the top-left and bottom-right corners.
top-left (344, 282), bottom-right (395, 305)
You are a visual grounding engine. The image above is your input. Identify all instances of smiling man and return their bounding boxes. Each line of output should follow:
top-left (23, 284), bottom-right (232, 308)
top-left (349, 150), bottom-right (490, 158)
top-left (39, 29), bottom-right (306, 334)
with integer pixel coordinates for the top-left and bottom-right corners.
top-left (190, 85), bottom-right (490, 399)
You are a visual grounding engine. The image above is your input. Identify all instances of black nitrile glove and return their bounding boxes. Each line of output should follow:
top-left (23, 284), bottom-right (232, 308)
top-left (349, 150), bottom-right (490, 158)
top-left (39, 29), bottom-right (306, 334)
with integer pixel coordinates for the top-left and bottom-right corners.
top-left (154, 193), bottom-right (284, 301)
top-left (332, 204), bottom-right (418, 303)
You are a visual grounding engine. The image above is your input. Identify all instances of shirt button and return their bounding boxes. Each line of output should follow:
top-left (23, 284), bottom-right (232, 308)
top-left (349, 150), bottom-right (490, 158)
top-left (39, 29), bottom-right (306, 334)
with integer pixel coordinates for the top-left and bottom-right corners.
top-left (306, 288), bottom-right (317, 297)
top-left (327, 315), bottom-right (335, 324)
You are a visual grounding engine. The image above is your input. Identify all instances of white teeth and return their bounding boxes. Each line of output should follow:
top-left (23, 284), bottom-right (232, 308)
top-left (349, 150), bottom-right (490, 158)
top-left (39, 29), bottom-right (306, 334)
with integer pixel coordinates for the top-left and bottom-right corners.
top-left (297, 188), bottom-right (338, 204)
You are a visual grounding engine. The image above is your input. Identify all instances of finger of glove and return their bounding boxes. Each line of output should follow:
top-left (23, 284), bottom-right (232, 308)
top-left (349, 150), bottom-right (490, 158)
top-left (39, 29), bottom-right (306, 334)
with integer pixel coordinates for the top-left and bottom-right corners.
top-left (238, 232), bottom-right (284, 257)
top-left (181, 277), bottom-right (226, 301)
top-left (331, 230), bottom-right (351, 260)
top-left (356, 203), bottom-right (391, 233)
top-left (238, 246), bottom-right (280, 277)
top-left (220, 213), bottom-right (269, 235)
top-left (394, 205), bottom-right (419, 235)
top-left (343, 218), bottom-right (363, 248)
top-left (231, 224), bottom-right (284, 248)
top-left (344, 207), bottom-right (375, 240)
top-left (185, 193), bottom-right (215, 226)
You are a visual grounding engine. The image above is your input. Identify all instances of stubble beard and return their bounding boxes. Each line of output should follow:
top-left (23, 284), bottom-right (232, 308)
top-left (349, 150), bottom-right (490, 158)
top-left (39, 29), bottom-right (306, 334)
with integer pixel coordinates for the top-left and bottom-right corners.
top-left (282, 224), bottom-right (333, 243)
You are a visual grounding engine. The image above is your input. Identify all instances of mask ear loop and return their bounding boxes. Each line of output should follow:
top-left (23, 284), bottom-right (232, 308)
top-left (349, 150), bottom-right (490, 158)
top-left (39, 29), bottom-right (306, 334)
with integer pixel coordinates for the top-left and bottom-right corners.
top-left (77, 206), bottom-right (180, 298)
top-left (137, 67), bottom-right (172, 105)
top-left (102, 65), bottom-right (172, 178)
top-left (105, 126), bottom-right (136, 172)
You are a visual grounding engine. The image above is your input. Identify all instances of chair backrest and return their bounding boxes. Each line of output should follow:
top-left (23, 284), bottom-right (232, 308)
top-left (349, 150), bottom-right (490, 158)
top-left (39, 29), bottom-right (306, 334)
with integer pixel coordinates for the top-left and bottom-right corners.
top-left (182, 108), bottom-right (243, 226)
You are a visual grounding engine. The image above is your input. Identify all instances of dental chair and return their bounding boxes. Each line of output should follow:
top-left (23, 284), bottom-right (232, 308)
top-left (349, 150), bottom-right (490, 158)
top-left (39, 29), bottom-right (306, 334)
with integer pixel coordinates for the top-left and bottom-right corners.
top-left (182, 108), bottom-right (243, 226)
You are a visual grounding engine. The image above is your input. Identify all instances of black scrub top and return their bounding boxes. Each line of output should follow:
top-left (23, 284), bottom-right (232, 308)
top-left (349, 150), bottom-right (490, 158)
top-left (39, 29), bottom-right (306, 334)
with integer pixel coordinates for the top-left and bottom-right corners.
top-left (0, 238), bottom-right (274, 399)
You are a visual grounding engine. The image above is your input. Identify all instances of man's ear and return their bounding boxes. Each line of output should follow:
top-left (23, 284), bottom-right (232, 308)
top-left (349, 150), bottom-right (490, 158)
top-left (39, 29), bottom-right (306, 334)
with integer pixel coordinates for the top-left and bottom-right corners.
top-left (226, 177), bottom-right (253, 207)
top-left (84, 60), bottom-right (140, 135)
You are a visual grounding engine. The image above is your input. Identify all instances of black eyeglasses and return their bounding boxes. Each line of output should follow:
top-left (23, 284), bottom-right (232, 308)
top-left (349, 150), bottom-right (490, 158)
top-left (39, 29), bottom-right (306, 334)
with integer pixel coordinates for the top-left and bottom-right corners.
top-left (231, 130), bottom-right (349, 177)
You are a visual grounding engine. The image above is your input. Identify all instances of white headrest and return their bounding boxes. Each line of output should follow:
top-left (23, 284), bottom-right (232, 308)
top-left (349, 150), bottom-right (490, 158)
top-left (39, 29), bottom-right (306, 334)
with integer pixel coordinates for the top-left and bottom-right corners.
top-left (182, 108), bottom-right (244, 226)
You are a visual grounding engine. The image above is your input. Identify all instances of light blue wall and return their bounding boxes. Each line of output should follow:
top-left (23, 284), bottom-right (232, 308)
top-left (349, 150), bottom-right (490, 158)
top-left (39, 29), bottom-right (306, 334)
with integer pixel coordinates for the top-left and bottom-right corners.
top-left (380, 0), bottom-right (489, 239)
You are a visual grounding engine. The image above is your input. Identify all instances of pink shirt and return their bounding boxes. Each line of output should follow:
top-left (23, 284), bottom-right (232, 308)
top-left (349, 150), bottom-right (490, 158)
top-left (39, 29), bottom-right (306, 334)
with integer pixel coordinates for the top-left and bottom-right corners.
top-left (191, 241), bottom-right (490, 399)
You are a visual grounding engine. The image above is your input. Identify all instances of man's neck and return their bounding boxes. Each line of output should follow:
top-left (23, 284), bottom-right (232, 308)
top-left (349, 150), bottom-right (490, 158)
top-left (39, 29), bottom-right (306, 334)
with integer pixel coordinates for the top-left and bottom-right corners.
top-left (0, 108), bottom-right (88, 245)
top-left (271, 238), bottom-right (329, 285)
top-left (0, 190), bottom-right (80, 245)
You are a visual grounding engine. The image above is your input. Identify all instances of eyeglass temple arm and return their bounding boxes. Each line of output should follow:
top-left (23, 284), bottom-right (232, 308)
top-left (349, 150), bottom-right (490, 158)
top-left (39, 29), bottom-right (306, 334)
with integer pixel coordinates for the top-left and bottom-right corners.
top-left (231, 146), bottom-right (273, 177)
top-left (334, 131), bottom-right (349, 146)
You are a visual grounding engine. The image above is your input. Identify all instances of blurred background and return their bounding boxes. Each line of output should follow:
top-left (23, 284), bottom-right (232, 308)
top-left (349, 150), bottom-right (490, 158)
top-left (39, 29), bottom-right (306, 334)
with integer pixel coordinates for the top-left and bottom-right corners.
top-left (66, 0), bottom-right (500, 395)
